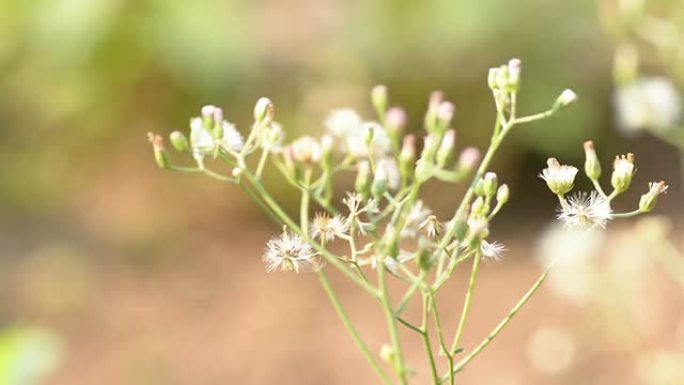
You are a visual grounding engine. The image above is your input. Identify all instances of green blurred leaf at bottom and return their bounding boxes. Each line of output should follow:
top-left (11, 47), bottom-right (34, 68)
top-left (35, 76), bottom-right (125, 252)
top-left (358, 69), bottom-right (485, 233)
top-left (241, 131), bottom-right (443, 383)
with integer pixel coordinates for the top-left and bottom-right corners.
top-left (0, 327), bottom-right (64, 385)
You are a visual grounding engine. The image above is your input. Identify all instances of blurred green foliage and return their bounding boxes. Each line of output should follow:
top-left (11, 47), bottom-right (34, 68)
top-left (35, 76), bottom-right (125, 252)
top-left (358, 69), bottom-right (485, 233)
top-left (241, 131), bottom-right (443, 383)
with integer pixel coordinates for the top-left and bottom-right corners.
top-left (0, 0), bottom-right (623, 213)
top-left (0, 327), bottom-right (63, 385)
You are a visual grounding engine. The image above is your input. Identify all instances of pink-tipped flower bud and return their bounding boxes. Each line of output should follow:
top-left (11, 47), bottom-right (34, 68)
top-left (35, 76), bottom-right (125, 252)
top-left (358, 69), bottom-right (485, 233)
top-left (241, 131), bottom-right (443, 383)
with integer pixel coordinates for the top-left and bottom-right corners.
top-left (457, 147), bottom-right (481, 173)
top-left (437, 101), bottom-right (455, 125)
top-left (436, 129), bottom-right (456, 167)
top-left (148, 132), bottom-right (171, 169)
top-left (583, 140), bottom-right (602, 181)
top-left (385, 107), bottom-right (407, 133)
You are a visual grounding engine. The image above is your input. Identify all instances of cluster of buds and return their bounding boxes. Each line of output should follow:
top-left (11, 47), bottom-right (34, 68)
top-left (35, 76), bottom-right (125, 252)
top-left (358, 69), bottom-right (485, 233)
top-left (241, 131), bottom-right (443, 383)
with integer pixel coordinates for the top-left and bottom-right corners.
top-left (540, 140), bottom-right (667, 229)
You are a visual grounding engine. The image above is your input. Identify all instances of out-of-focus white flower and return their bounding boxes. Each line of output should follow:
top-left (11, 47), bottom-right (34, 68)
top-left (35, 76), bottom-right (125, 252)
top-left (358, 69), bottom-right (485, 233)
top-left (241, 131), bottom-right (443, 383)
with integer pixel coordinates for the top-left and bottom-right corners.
top-left (557, 191), bottom-right (612, 229)
top-left (401, 200), bottom-right (432, 238)
top-left (219, 121), bottom-right (244, 152)
top-left (259, 121), bottom-right (284, 151)
top-left (539, 158), bottom-right (578, 196)
top-left (263, 231), bottom-right (317, 273)
top-left (289, 136), bottom-right (322, 164)
top-left (370, 251), bottom-right (413, 274)
top-left (325, 108), bottom-right (362, 137)
top-left (377, 158), bottom-right (401, 190)
top-left (190, 117), bottom-right (214, 153)
top-left (324, 109), bottom-right (391, 158)
top-left (481, 240), bottom-right (506, 261)
top-left (535, 223), bottom-right (603, 303)
top-left (310, 213), bottom-right (348, 242)
top-left (615, 77), bottom-right (682, 136)
top-left (526, 326), bottom-right (576, 375)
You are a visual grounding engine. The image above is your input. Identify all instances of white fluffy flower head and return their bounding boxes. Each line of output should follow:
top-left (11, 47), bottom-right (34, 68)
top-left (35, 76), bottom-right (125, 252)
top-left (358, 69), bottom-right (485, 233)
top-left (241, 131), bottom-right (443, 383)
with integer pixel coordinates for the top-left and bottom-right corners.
top-left (481, 240), bottom-right (506, 262)
top-left (311, 213), bottom-right (348, 242)
top-left (558, 191), bottom-right (612, 229)
top-left (539, 158), bottom-right (578, 196)
top-left (263, 231), bottom-right (317, 273)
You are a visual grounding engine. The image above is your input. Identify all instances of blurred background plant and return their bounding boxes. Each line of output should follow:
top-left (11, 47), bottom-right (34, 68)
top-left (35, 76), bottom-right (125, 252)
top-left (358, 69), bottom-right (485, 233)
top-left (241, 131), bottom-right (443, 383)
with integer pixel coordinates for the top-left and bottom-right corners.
top-left (0, 0), bottom-right (682, 384)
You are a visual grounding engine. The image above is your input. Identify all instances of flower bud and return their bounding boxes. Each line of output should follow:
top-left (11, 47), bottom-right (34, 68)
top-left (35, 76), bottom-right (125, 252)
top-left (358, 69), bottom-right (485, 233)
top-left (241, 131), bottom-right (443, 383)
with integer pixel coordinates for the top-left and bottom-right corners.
top-left (399, 134), bottom-right (416, 182)
top-left (483, 172), bottom-right (498, 197)
top-left (415, 245), bottom-right (433, 272)
top-left (539, 158), bottom-right (578, 196)
top-left (371, 85), bottom-right (388, 115)
top-left (457, 147), bottom-right (481, 174)
top-left (212, 107), bottom-right (224, 140)
top-left (355, 161), bottom-right (372, 197)
top-left (506, 58), bottom-right (522, 91)
top-left (321, 135), bottom-right (335, 169)
top-left (436, 130), bottom-right (456, 167)
top-left (148, 132), bottom-right (171, 169)
top-left (169, 131), bottom-right (190, 152)
top-left (611, 153), bottom-right (635, 193)
top-left (201, 105), bottom-right (216, 129)
top-left (583, 140), bottom-right (601, 181)
top-left (420, 134), bottom-right (439, 164)
top-left (487, 67), bottom-right (500, 90)
top-left (452, 209), bottom-right (469, 242)
top-left (231, 167), bottom-right (242, 178)
top-left (425, 90), bottom-right (444, 131)
top-left (436, 101), bottom-right (455, 128)
top-left (552, 89), bottom-right (578, 110)
top-left (363, 123), bottom-right (376, 147)
top-left (639, 181), bottom-right (668, 213)
top-left (474, 178), bottom-right (486, 197)
top-left (496, 184), bottom-right (510, 205)
top-left (466, 216), bottom-right (489, 246)
top-left (371, 164), bottom-right (389, 199)
top-left (471, 197), bottom-right (487, 216)
top-left (254, 97), bottom-right (274, 124)
top-left (385, 107), bottom-right (407, 134)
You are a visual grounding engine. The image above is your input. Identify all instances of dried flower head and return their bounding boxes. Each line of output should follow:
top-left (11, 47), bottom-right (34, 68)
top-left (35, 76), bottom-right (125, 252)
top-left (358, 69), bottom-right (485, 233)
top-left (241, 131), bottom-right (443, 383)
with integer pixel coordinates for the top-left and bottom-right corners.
top-left (558, 191), bottom-right (612, 229)
top-left (263, 231), bottom-right (317, 273)
top-left (311, 213), bottom-right (348, 242)
top-left (540, 158), bottom-right (578, 196)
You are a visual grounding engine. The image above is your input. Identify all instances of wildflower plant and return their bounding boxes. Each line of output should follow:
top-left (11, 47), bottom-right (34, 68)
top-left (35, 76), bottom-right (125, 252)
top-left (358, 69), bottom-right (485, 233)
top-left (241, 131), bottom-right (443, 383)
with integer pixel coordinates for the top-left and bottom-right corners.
top-left (540, 140), bottom-right (668, 229)
top-left (149, 59), bottom-right (663, 384)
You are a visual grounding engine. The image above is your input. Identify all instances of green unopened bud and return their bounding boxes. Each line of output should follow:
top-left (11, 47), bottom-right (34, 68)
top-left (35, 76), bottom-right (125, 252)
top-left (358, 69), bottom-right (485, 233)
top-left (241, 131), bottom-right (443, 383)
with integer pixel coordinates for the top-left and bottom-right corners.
top-left (321, 135), bottom-right (335, 170)
top-left (415, 245), bottom-right (433, 272)
top-left (474, 178), bottom-right (486, 197)
top-left (611, 153), bottom-right (635, 193)
top-left (254, 97), bottom-right (274, 124)
top-left (487, 67), bottom-right (500, 90)
top-left (371, 85), bottom-right (388, 116)
top-left (201, 105), bottom-right (216, 129)
top-left (506, 58), bottom-right (521, 91)
top-left (436, 130), bottom-right (456, 167)
top-left (420, 134), bottom-right (438, 164)
top-left (371, 164), bottom-right (389, 199)
top-left (483, 172), bottom-right (498, 197)
top-left (552, 89), bottom-right (578, 110)
top-left (148, 132), bottom-right (171, 169)
top-left (399, 134), bottom-right (416, 182)
top-left (496, 184), bottom-right (510, 205)
top-left (639, 181), bottom-right (668, 212)
top-left (169, 131), bottom-right (190, 152)
top-left (471, 197), bottom-right (487, 216)
top-left (452, 209), bottom-right (469, 242)
top-left (363, 123), bottom-right (376, 147)
top-left (583, 140), bottom-right (602, 181)
top-left (355, 161), bottom-right (372, 197)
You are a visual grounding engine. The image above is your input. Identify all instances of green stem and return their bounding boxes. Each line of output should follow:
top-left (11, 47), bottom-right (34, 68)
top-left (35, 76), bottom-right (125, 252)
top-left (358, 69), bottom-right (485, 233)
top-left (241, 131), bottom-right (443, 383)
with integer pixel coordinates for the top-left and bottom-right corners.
top-left (255, 148), bottom-right (270, 178)
top-left (420, 292), bottom-right (440, 385)
top-left (449, 252), bottom-right (482, 357)
top-left (442, 260), bottom-right (556, 380)
top-left (301, 169), bottom-right (312, 234)
top-left (377, 262), bottom-right (408, 384)
top-left (317, 271), bottom-right (393, 385)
